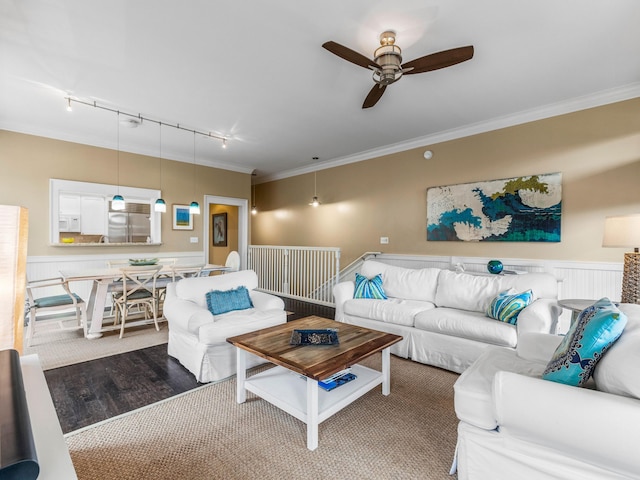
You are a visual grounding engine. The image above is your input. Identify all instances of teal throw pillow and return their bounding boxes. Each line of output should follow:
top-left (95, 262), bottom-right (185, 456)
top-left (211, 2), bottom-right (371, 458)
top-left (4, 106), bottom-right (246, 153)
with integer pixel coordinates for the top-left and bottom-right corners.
top-left (354, 273), bottom-right (387, 299)
top-left (206, 286), bottom-right (253, 315)
top-left (487, 289), bottom-right (533, 325)
top-left (543, 298), bottom-right (627, 387)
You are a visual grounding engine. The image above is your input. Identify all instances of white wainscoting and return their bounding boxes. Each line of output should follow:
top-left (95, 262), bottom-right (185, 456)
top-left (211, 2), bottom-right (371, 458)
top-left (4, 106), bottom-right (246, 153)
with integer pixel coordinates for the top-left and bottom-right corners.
top-left (361, 254), bottom-right (623, 334)
top-left (26, 252), bottom-right (206, 301)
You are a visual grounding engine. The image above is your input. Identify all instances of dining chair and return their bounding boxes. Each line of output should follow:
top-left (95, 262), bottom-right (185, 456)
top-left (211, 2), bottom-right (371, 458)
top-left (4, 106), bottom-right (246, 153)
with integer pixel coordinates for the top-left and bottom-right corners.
top-left (155, 264), bottom-right (204, 314)
top-left (112, 265), bottom-right (162, 338)
top-left (25, 277), bottom-right (87, 346)
top-left (224, 251), bottom-right (240, 273)
top-left (169, 264), bottom-right (205, 281)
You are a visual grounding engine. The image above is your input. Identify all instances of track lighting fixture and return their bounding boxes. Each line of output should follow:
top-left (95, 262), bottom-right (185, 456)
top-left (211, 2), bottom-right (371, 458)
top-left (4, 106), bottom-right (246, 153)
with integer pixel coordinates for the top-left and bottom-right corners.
top-left (112, 112), bottom-right (126, 211)
top-left (154, 122), bottom-right (166, 213)
top-left (64, 97), bottom-right (229, 147)
top-left (190, 131), bottom-right (200, 215)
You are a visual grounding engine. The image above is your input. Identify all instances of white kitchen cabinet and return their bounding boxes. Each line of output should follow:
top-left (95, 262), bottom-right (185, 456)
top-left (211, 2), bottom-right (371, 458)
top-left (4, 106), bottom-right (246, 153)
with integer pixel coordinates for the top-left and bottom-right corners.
top-left (80, 196), bottom-right (107, 235)
top-left (59, 194), bottom-right (81, 215)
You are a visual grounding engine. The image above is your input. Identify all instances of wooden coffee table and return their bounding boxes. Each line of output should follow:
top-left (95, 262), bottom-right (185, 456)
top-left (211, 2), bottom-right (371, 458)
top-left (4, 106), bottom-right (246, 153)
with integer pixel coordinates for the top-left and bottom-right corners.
top-left (227, 316), bottom-right (402, 450)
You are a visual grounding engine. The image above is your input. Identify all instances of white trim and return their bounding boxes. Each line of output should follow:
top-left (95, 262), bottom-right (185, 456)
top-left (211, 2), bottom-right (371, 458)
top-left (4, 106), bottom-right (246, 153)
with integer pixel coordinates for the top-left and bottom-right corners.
top-left (50, 178), bottom-right (161, 244)
top-left (26, 251), bottom-right (202, 264)
top-left (258, 83), bottom-right (640, 183)
top-left (203, 195), bottom-right (249, 269)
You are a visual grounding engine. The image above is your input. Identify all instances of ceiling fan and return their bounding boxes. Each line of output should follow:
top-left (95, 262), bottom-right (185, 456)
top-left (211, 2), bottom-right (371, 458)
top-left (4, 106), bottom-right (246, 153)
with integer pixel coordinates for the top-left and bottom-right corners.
top-left (322, 31), bottom-right (474, 109)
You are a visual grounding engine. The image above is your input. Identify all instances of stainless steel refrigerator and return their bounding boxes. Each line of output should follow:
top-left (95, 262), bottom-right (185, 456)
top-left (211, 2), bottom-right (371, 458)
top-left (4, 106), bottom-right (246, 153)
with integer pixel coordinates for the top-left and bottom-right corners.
top-left (108, 201), bottom-right (151, 243)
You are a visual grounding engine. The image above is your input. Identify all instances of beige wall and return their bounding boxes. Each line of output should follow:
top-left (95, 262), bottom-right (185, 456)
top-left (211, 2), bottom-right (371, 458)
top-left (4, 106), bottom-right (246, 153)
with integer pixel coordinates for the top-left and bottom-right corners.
top-left (0, 130), bottom-right (250, 256)
top-left (251, 98), bottom-right (640, 266)
top-left (208, 203), bottom-right (239, 265)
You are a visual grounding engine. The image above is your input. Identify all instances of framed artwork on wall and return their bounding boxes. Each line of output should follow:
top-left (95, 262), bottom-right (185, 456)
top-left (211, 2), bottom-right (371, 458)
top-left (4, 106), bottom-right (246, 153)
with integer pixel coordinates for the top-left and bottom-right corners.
top-left (427, 172), bottom-right (562, 242)
top-left (172, 204), bottom-right (193, 230)
top-left (213, 212), bottom-right (227, 246)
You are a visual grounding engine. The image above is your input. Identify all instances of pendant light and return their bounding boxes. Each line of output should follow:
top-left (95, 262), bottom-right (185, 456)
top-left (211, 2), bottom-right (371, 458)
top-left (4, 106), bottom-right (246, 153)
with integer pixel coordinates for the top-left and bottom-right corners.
top-left (189, 131), bottom-right (200, 214)
top-left (309, 171), bottom-right (320, 207)
top-left (111, 112), bottom-right (125, 210)
top-left (251, 184), bottom-right (257, 215)
top-left (154, 122), bottom-right (167, 212)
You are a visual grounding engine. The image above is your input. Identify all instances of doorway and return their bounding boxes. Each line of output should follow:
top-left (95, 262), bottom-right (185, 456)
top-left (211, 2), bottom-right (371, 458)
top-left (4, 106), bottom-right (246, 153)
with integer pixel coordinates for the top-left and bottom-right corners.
top-left (203, 195), bottom-right (248, 270)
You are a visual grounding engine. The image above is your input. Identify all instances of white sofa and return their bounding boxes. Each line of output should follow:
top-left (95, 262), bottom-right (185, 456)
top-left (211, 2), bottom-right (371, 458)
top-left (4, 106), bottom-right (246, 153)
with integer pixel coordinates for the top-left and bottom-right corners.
top-left (333, 260), bottom-right (560, 373)
top-left (453, 303), bottom-right (640, 480)
top-left (163, 270), bottom-right (286, 382)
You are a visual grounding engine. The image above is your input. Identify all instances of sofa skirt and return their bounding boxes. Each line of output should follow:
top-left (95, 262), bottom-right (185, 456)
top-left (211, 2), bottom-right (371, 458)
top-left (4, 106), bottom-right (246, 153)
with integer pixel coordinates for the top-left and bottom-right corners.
top-left (455, 422), bottom-right (632, 480)
top-left (168, 330), bottom-right (268, 383)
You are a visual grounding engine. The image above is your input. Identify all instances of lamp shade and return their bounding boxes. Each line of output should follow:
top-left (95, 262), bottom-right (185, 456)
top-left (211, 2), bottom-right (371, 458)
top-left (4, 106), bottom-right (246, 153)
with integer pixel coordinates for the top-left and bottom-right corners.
top-left (111, 194), bottom-right (125, 211)
top-left (603, 214), bottom-right (640, 248)
top-left (154, 198), bottom-right (166, 213)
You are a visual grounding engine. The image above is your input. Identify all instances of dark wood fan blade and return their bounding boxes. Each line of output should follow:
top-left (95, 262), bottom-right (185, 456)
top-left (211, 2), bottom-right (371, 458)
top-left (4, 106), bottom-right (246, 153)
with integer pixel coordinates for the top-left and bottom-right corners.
top-left (322, 41), bottom-right (380, 70)
top-left (362, 84), bottom-right (387, 109)
top-left (402, 45), bottom-right (474, 75)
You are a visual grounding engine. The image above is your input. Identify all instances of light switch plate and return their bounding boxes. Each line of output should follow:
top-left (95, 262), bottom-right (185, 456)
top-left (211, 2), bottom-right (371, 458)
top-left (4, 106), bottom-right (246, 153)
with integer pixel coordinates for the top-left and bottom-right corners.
top-left (380, 236), bottom-right (389, 244)
top-left (190, 237), bottom-right (198, 243)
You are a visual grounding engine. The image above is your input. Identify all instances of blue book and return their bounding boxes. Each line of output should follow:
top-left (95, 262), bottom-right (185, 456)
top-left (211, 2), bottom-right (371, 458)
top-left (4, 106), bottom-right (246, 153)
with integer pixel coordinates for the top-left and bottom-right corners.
top-left (318, 372), bottom-right (357, 391)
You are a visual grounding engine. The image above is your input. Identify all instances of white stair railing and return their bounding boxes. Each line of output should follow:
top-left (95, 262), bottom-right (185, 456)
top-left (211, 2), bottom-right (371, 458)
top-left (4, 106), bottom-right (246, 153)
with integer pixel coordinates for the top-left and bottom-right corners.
top-left (248, 246), bottom-right (340, 306)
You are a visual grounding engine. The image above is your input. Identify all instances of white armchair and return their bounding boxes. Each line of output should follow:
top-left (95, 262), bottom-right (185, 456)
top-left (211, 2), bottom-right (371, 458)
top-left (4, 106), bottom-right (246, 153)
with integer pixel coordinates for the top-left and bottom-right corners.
top-left (163, 270), bottom-right (286, 382)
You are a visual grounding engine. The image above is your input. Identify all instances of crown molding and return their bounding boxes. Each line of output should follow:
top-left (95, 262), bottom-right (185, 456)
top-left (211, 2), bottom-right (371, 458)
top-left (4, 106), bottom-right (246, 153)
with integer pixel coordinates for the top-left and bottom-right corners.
top-left (257, 82), bottom-right (640, 184)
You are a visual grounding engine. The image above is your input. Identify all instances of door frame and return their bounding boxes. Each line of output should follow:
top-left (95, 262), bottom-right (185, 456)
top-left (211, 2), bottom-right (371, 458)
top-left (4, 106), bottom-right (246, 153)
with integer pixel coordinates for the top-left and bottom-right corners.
top-left (203, 195), bottom-right (249, 270)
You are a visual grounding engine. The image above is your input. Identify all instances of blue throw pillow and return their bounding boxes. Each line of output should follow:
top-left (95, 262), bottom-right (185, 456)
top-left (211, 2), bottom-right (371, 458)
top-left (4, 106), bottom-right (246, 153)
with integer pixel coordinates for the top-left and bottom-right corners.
top-left (353, 273), bottom-right (387, 299)
top-left (543, 298), bottom-right (627, 387)
top-left (206, 286), bottom-right (254, 315)
top-left (487, 289), bottom-right (533, 325)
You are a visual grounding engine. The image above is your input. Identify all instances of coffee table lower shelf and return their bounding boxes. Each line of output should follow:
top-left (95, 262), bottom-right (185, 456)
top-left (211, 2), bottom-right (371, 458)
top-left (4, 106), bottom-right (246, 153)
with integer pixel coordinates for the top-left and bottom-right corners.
top-left (236, 347), bottom-right (393, 450)
top-left (246, 363), bottom-right (382, 419)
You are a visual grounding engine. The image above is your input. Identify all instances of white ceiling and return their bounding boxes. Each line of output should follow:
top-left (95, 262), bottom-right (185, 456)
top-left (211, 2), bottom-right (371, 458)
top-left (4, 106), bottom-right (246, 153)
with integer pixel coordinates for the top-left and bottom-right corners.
top-left (2, 1), bottom-right (640, 182)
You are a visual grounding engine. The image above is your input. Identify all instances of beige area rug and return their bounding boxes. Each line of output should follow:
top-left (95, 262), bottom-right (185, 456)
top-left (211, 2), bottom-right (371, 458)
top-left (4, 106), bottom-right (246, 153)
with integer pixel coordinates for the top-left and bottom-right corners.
top-left (23, 317), bottom-right (169, 370)
top-left (66, 354), bottom-right (459, 480)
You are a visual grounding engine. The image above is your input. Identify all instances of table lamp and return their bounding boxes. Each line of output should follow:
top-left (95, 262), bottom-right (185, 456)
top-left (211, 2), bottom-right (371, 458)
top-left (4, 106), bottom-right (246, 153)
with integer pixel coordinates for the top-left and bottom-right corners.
top-left (603, 214), bottom-right (640, 303)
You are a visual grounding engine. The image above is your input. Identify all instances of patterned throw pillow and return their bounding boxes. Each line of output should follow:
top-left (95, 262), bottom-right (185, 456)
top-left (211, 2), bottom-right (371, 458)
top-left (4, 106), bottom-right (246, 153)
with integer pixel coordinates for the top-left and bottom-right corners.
top-left (486, 289), bottom-right (533, 324)
top-left (353, 273), bottom-right (387, 299)
top-left (543, 297), bottom-right (627, 387)
top-left (206, 286), bottom-right (254, 315)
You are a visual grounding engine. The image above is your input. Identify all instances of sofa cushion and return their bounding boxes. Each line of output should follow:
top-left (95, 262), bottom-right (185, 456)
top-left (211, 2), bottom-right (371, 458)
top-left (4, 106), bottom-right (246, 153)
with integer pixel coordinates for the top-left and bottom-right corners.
top-left (593, 304), bottom-right (640, 399)
top-left (197, 308), bottom-right (285, 345)
top-left (361, 260), bottom-right (440, 303)
top-left (415, 307), bottom-right (517, 347)
top-left (175, 270), bottom-right (258, 308)
top-left (454, 347), bottom-right (547, 430)
top-left (206, 286), bottom-right (253, 315)
top-left (435, 270), bottom-right (505, 313)
top-left (543, 298), bottom-right (627, 387)
top-left (343, 298), bottom-right (435, 327)
top-left (354, 273), bottom-right (387, 299)
top-left (487, 289), bottom-right (533, 325)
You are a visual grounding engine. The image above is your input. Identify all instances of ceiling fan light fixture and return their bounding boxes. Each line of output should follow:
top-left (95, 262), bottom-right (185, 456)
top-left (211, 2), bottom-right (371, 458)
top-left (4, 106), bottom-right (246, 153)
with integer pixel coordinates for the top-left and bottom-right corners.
top-left (373, 31), bottom-right (403, 86)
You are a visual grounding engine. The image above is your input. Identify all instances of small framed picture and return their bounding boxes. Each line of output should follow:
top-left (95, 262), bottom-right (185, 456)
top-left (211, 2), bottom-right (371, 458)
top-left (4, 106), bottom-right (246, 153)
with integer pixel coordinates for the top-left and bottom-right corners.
top-left (172, 204), bottom-right (193, 230)
top-left (212, 212), bottom-right (227, 246)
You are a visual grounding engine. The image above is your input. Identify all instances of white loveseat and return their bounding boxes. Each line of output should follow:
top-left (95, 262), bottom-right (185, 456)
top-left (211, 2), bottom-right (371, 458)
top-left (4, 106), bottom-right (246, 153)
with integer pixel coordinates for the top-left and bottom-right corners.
top-left (333, 260), bottom-right (560, 373)
top-left (453, 303), bottom-right (640, 479)
top-left (163, 270), bottom-right (286, 382)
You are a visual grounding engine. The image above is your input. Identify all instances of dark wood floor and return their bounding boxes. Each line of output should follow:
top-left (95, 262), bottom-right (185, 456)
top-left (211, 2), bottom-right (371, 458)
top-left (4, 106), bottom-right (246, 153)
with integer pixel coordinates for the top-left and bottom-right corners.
top-left (44, 298), bottom-right (335, 434)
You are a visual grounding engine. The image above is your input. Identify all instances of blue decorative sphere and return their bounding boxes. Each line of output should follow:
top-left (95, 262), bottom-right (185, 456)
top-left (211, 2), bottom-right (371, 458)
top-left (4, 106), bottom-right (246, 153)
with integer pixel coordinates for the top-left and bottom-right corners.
top-left (487, 260), bottom-right (503, 274)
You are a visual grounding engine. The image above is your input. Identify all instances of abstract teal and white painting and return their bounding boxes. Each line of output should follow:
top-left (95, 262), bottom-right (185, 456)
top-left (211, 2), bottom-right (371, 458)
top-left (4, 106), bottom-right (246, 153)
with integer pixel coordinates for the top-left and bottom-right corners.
top-left (427, 173), bottom-right (562, 242)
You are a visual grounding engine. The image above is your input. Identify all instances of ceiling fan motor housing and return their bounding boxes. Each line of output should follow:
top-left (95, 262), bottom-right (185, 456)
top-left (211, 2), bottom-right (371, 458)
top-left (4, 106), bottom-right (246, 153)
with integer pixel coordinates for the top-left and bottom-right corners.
top-left (373, 31), bottom-right (403, 85)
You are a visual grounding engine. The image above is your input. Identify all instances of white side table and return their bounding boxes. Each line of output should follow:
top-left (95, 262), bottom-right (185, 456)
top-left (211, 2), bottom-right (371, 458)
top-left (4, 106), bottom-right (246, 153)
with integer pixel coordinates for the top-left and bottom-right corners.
top-left (557, 299), bottom-right (597, 326)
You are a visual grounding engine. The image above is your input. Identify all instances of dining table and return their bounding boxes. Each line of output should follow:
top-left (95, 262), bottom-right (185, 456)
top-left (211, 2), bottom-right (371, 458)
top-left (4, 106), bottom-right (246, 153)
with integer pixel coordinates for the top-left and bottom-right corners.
top-left (59, 263), bottom-right (229, 339)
